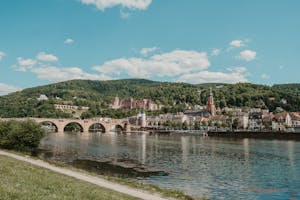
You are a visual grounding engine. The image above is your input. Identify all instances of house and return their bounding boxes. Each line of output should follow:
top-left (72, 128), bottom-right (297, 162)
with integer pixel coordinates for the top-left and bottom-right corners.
top-left (262, 113), bottom-right (274, 130)
top-left (248, 111), bottom-right (263, 131)
top-left (290, 112), bottom-right (300, 127)
top-left (272, 112), bottom-right (292, 131)
top-left (37, 94), bottom-right (48, 101)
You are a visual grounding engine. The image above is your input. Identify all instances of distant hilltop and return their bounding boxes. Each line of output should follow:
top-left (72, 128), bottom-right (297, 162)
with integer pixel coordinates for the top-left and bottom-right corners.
top-left (0, 79), bottom-right (300, 119)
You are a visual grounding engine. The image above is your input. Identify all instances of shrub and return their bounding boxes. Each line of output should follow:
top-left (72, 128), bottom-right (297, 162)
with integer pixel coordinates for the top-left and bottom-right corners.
top-left (0, 120), bottom-right (46, 153)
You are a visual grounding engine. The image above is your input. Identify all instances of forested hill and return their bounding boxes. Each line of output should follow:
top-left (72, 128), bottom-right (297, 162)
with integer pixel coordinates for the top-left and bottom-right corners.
top-left (0, 79), bottom-right (300, 118)
top-left (272, 84), bottom-right (300, 96)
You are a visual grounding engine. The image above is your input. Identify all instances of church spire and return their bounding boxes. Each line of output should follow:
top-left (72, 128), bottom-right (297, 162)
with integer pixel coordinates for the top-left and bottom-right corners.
top-left (206, 87), bottom-right (216, 116)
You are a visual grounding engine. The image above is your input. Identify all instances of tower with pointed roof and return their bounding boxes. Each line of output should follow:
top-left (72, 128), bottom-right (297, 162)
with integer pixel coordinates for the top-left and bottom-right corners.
top-left (206, 88), bottom-right (216, 116)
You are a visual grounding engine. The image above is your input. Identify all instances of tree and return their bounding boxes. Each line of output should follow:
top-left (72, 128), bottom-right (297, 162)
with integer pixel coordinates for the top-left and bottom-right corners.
top-left (194, 122), bottom-right (200, 130)
top-left (0, 120), bottom-right (46, 153)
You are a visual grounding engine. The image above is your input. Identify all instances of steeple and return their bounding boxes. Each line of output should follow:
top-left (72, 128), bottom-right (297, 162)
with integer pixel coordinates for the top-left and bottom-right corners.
top-left (206, 87), bottom-right (216, 116)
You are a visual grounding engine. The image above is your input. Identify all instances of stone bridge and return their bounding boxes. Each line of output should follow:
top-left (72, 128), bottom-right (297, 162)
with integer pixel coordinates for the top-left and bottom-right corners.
top-left (0, 118), bottom-right (131, 133)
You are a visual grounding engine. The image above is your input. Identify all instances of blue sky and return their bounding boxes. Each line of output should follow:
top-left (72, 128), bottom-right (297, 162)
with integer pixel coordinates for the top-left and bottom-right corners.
top-left (0, 0), bottom-right (300, 95)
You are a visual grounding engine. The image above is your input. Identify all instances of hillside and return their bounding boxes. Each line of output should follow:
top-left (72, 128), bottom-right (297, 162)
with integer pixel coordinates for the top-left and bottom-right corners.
top-left (0, 79), bottom-right (300, 118)
top-left (272, 84), bottom-right (300, 96)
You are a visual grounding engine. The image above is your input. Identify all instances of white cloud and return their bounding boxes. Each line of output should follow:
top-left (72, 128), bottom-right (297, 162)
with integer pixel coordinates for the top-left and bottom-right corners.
top-left (31, 66), bottom-right (111, 82)
top-left (80, 0), bottom-right (152, 10)
top-left (14, 57), bottom-right (37, 71)
top-left (120, 10), bottom-right (130, 18)
top-left (237, 50), bottom-right (256, 61)
top-left (226, 66), bottom-right (247, 74)
top-left (230, 40), bottom-right (245, 47)
top-left (177, 70), bottom-right (248, 84)
top-left (64, 38), bottom-right (74, 44)
top-left (0, 83), bottom-right (21, 96)
top-left (211, 48), bottom-right (221, 56)
top-left (36, 52), bottom-right (58, 62)
top-left (261, 73), bottom-right (270, 79)
top-left (0, 51), bottom-right (5, 61)
top-left (140, 47), bottom-right (158, 56)
top-left (93, 50), bottom-right (210, 78)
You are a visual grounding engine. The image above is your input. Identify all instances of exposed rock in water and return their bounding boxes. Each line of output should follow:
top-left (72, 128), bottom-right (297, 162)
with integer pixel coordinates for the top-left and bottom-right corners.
top-left (71, 157), bottom-right (169, 178)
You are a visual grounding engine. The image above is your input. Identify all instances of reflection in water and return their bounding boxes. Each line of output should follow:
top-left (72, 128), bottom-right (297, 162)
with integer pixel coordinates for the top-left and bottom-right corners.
top-left (243, 138), bottom-right (249, 162)
top-left (181, 136), bottom-right (189, 170)
top-left (40, 133), bottom-right (300, 199)
top-left (288, 141), bottom-right (295, 169)
top-left (142, 134), bottom-right (146, 165)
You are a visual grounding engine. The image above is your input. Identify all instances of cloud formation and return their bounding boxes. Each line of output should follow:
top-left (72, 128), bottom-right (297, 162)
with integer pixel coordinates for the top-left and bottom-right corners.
top-left (177, 70), bottom-right (248, 84)
top-left (0, 83), bottom-right (20, 96)
top-left (80, 0), bottom-right (152, 10)
top-left (31, 66), bottom-right (111, 82)
top-left (0, 51), bottom-right (5, 61)
top-left (36, 52), bottom-right (58, 62)
top-left (237, 50), bottom-right (257, 61)
top-left (230, 40), bottom-right (245, 47)
top-left (140, 47), bottom-right (159, 56)
top-left (93, 50), bottom-right (210, 78)
top-left (211, 48), bottom-right (221, 56)
top-left (261, 73), bottom-right (270, 79)
top-left (64, 38), bottom-right (74, 44)
top-left (14, 57), bottom-right (37, 71)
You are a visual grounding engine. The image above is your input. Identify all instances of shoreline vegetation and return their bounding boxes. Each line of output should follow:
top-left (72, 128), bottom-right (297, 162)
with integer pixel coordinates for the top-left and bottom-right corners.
top-left (0, 120), bottom-right (203, 200)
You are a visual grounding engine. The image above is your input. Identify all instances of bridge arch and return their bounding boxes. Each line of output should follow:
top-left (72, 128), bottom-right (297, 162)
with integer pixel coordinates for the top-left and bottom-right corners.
top-left (88, 123), bottom-right (106, 133)
top-left (114, 124), bottom-right (125, 133)
top-left (64, 122), bottom-right (84, 133)
top-left (40, 121), bottom-right (58, 133)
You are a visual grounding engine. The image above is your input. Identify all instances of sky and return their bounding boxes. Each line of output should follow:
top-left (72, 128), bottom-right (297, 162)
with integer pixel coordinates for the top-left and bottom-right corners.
top-left (0, 0), bottom-right (300, 95)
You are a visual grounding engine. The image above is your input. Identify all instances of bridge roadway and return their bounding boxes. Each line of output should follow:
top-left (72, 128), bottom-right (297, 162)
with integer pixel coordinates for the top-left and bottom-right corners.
top-left (0, 117), bottom-right (131, 133)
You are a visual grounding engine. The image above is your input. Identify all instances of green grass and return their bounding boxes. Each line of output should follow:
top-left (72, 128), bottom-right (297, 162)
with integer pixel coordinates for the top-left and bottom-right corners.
top-left (0, 155), bottom-right (139, 200)
top-left (43, 160), bottom-right (205, 200)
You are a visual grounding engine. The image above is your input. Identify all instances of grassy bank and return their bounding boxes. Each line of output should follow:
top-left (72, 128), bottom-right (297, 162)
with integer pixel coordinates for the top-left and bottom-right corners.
top-left (0, 155), bottom-right (138, 200)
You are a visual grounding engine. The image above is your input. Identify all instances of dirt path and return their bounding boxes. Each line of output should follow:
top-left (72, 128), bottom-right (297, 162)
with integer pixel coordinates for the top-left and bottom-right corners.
top-left (0, 150), bottom-right (171, 200)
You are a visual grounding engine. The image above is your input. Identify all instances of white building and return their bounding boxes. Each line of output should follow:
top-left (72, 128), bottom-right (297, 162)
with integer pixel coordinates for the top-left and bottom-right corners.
top-left (37, 94), bottom-right (48, 101)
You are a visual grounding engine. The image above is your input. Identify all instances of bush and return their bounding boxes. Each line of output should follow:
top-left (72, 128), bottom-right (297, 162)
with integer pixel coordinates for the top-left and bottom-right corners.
top-left (0, 120), bottom-right (46, 153)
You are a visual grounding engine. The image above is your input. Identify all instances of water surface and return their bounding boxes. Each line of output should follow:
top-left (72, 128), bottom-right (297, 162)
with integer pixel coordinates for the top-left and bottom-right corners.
top-left (40, 133), bottom-right (300, 199)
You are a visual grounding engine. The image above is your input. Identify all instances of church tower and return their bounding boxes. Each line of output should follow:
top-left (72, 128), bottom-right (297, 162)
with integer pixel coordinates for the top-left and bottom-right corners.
top-left (206, 88), bottom-right (216, 116)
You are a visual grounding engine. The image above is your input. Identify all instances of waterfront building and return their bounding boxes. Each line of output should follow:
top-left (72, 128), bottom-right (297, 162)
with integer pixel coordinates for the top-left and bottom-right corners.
top-left (137, 112), bottom-right (147, 127)
top-left (234, 112), bottom-right (249, 129)
top-left (290, 112), bottom-right (300, 127)
top-left (272, 112), bottom-right (292, 131)
top-left (210, 115), bottom-right (229, 126)
top-left (248, 111), bottom-right (263, 130)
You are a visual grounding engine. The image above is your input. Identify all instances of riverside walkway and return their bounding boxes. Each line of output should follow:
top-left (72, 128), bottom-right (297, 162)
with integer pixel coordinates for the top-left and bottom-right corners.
top-left (0, 150), bottom-right (171, 200)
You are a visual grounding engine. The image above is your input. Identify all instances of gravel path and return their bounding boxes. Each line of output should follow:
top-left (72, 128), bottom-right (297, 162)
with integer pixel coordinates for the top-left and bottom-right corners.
top-left (0, 150), bottom-right (170, 200)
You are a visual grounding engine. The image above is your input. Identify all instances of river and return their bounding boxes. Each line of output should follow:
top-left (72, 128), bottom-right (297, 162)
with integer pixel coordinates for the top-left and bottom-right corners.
top-left (40, 132), bottom-right (300, 199)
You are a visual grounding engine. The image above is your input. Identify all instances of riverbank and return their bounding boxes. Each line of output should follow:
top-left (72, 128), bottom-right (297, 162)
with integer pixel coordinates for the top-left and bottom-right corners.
top-left (0, 150), bottom-right (201, 200)
top-left (0, 154), bottom-right (138, 200)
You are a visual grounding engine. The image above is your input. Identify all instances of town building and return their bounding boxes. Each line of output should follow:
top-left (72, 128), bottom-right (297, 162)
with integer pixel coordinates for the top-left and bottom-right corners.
top-left (272, 112), bottom-right (292, 131)
top-left (137, 112), bottom-right (147, 127)
top-left (54, 104), bottom-right (89, 111)
top-left (248, 111), bottom-right (263, 130)
top-left (290, 112), bottom-right (300, 127)
top-left (111, 96), bottom-right (162, 111)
